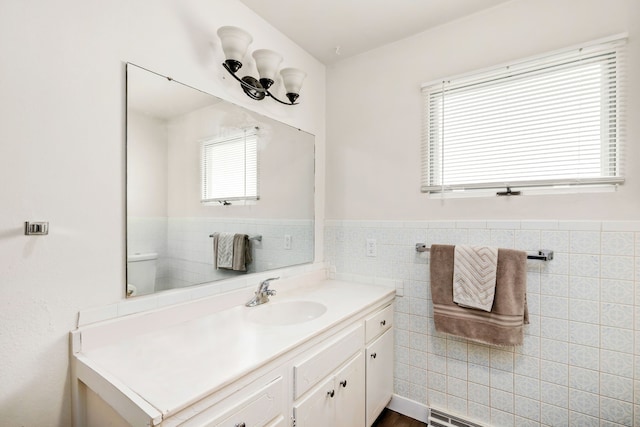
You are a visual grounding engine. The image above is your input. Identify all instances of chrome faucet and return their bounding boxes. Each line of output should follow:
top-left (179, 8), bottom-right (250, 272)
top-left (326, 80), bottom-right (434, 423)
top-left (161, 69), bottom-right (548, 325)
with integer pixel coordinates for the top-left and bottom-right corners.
top-left (245, 277), bottom-right (279, 307)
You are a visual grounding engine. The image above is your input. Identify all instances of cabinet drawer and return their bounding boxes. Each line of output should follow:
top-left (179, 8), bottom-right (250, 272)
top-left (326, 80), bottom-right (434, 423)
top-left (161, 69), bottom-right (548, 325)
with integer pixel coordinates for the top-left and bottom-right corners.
top-left (365, 303), bottom-right (393, 343)
top-left (294, 325), bottom-right (364, 399)
top-left (212, 376), bottom-right (284, 427)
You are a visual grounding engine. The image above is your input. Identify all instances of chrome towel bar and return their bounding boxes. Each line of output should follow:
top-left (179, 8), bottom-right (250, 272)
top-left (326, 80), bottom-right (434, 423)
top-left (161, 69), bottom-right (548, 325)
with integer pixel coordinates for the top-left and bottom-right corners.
top-left (415, 243), bottom-right (553, 261)
top-left (209, 233), bottom-right (262, 242)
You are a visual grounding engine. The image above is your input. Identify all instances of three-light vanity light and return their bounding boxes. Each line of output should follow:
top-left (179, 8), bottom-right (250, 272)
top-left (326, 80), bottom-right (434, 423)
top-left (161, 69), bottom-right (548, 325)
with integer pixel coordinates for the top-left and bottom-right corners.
top-left (217, 26), bottom-right (306, 105)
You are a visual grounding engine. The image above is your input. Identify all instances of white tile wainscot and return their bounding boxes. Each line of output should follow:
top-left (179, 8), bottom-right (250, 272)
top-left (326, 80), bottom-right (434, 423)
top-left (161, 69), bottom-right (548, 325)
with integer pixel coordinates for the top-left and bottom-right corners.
top-left (324, 219), bottom-right (640, 426)
top-left (70, 274), bottom-right (395, 427)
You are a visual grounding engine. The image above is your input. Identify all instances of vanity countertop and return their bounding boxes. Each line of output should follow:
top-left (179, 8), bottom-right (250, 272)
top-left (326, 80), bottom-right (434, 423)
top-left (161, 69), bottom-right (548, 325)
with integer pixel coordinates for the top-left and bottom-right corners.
top-left (75, 280), bottom-right (395, 420)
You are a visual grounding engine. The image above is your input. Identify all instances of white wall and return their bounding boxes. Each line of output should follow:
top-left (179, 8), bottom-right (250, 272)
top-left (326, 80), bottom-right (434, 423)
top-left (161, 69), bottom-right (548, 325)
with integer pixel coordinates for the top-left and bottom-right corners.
top-left (325, 0), bottom-right (640, 425)
top-left (0, 1), bottom-right (325, 425)
top-left (127, 111), bottom-right (169, 217)
top-left (326, 0), bottom-right (640, 221)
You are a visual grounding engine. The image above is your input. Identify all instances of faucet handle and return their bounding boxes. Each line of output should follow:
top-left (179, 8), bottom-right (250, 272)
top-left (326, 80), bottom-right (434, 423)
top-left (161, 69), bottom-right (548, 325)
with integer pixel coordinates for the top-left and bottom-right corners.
top-left (260, 277), bottom-right (280, 289)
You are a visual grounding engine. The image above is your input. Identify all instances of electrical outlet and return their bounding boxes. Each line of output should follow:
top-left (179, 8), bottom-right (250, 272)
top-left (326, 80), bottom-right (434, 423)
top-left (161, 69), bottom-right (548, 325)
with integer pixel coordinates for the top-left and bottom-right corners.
top-left (366, 238), bottom-right (377, 257)
top-left (284, 234), bottom-right (292, 250)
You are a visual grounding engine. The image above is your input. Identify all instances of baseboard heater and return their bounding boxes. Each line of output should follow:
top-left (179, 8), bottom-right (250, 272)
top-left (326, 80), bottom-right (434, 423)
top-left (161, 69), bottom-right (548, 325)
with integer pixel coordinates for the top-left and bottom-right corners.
top-left (428, 408), bottom-right (486, 427)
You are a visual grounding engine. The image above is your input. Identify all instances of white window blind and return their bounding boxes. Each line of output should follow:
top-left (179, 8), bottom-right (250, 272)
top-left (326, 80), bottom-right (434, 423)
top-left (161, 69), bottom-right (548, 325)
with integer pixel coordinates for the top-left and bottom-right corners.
top-left (201, 129), bottom-right (258, 203)
top-left (421, 35), bottom-right (626, 194)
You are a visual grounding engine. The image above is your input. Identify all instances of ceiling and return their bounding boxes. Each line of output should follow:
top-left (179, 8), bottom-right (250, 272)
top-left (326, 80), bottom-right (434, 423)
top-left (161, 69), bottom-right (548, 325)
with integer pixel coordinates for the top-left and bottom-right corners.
top-left (239, 0), bottom-right (513, 65)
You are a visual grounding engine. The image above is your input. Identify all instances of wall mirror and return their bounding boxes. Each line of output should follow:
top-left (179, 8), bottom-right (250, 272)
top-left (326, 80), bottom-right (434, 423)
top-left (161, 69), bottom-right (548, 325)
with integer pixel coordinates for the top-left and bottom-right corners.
top-left (126, 63), bottom-right (315, 297)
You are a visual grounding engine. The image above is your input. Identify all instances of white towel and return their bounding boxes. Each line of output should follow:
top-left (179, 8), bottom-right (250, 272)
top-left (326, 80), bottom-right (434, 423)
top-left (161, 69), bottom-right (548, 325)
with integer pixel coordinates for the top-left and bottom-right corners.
top-left (453, 245), bottom-right (498, 312)
top-left (216, 232), bottom-right (235, 269)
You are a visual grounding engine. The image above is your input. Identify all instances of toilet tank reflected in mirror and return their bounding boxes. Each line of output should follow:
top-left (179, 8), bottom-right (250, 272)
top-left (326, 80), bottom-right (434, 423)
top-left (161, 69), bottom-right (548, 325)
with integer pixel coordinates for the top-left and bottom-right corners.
top-left (126, 252), bottom-right (158, 297)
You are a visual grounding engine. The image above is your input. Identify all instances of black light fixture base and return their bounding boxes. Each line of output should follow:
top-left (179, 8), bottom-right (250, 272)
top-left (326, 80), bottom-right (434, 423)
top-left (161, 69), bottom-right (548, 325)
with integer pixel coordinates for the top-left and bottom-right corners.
top-left (220, 62), bottom-right (298, 105)
top-left (259, 78), bottom-right (274, 90)
top-left (286, 93), bottom-right (299, 104)
top-left (241, 76), bottom-right (266, 100)
top-left (224, 59), bottom-right (242, 73)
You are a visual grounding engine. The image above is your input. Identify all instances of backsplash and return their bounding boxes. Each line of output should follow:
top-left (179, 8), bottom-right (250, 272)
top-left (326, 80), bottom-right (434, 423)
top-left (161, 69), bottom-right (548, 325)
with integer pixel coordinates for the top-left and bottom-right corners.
top-left (324, 220), bottom-right (640, 426)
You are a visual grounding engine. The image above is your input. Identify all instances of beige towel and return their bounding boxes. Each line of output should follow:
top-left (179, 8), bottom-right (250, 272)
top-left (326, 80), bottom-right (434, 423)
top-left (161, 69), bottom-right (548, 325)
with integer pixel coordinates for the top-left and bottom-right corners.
top-left (431, 244), bottom-right (528, 346)
top-left (212, 233), bottom-right (252, 271)
top-left (231, 233), bottom-right (252, 271)
top-left (215, 232), bottom-right (235, 269)
top-left (453, 245), bottom-right (498, 312)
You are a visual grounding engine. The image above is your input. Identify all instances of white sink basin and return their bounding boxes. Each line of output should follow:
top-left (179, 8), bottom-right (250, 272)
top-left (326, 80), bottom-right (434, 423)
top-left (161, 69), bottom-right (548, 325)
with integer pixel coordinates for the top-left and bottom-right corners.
top-left (247, 301), bottom-right (327, 325)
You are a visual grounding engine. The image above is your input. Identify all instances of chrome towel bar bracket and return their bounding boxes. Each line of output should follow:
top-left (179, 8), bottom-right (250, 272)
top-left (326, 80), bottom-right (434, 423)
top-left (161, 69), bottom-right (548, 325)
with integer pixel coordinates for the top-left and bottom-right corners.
top-left (526, 249), bottom-right (554, 261)
top-left (415, 243), bottom-right (554, 261)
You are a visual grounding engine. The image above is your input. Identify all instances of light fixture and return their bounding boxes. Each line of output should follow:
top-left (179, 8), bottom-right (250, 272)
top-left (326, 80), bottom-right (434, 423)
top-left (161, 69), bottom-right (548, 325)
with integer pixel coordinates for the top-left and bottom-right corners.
top-left (217, 26), bottom-right (306, 105)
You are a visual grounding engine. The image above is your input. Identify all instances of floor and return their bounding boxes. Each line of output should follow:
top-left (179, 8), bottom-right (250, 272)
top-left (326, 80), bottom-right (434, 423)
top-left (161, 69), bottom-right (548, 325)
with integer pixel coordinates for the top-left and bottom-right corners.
top-left (372, 409), bottom-right (427, 427)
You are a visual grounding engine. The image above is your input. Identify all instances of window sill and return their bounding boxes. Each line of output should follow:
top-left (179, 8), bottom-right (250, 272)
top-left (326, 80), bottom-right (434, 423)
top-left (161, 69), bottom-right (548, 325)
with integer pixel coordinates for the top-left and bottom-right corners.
top-left (426, 184), bottom-right (619, 199)
top-left (201, 200), bottom-right (258, 206)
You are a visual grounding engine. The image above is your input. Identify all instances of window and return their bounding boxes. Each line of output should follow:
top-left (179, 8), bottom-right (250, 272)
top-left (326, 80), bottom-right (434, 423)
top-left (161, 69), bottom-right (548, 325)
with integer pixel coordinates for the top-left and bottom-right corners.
top-left (421, 35), bottom-right (626, 195)
top-left (201, 129), bottom-right (258, 203)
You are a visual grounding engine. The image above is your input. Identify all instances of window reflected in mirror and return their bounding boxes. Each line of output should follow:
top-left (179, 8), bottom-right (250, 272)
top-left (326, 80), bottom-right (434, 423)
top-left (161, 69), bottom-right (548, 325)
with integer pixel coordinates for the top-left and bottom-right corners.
top-left (201, 128), bottom-right (258, 205)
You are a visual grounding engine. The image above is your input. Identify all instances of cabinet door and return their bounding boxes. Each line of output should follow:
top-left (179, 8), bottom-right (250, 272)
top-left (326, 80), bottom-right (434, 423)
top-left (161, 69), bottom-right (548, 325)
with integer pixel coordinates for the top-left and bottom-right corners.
top-left (334, 352), bottom-right (365, 427)
top-left (293, 376), bottom-right (335, 427)
top-left (365, 329), bottom-right (394, 427)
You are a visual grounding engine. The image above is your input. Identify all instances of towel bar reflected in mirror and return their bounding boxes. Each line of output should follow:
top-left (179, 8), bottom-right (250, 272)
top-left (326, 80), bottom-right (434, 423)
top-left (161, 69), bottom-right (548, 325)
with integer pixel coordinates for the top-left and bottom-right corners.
top-left (415, 243), bottom-right (554, 261)
top-left (209, 233), bottom-right (263, 242)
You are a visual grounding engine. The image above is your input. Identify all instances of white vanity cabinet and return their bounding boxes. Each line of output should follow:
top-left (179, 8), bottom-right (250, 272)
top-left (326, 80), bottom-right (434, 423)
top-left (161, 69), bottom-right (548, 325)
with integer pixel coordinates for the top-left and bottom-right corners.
top-left (293, 303), bottom-right (394, 427)
top-left (292, 325), bottom-right (366, 427)
top-left (71, 279), bottom-right (395, 427)
top-left (293, 352), bottom-right (365, 427)
top-left (364, 304), bottom-right (394, 427)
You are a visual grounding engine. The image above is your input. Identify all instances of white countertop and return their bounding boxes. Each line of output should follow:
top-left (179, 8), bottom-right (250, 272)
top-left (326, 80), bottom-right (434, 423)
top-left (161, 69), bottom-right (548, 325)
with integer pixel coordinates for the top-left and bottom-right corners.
top-left (77, 280), bottom-right (394, 419)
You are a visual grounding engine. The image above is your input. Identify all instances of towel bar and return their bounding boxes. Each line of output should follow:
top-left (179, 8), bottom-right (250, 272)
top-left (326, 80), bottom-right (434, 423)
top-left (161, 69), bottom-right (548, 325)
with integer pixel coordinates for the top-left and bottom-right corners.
top-left (415, 243), bottom-right (553, 261)
top-left (209, 233), bottom-right (262, 242)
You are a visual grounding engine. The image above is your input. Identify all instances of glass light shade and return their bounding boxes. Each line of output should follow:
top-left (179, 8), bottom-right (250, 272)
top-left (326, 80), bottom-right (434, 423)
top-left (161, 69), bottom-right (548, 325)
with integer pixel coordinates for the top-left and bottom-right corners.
top-left (252, 49), bottom-right (283, 81)
top-left (217, 26), bottom-right (253, 62)
top-left (280, 68), bottom-right (306, 95)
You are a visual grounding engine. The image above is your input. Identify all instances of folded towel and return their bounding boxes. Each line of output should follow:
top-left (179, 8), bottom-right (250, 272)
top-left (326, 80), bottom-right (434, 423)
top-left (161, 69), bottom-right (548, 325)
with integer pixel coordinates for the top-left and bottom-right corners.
top-left (453, 245), bottom-right (498, 312)
top-left (212, 232), bottom-right (252, 271)
top-left (431, 244), bottom-right (528, 346)
top-left (215, 232), bottom-right (235, 269)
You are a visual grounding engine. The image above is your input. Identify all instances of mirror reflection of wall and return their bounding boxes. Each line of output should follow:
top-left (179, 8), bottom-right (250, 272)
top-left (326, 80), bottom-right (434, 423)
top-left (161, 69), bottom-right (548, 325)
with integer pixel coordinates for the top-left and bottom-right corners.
top-left (126, 64), bottom-right (315, 297)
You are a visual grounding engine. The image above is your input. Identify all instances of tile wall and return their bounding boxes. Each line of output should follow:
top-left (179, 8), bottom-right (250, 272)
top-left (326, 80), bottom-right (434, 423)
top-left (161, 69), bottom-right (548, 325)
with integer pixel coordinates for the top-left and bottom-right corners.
top-left (129, 217), bottom-right (314, 290)
top-left (324, 220), bottom-right (640, 427)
